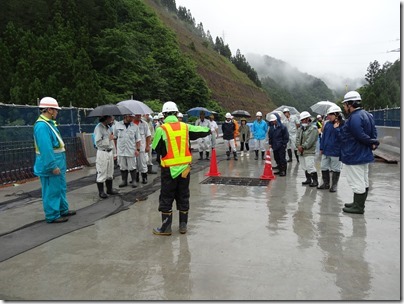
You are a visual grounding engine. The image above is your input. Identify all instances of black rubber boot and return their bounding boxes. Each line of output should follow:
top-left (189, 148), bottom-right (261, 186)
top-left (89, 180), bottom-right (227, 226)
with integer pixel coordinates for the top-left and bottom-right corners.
top-left (345, 187), bottom-right (368, 207)
top-left (141, 172), bottom-right (147, 184)
top-left (226, 151), bottom-right (231, 160)
top-left (148, 164), bottom-right (157, 174)
top-left (302, 170), bottom-right (311, 185)
top-left (153, 212), bottom-right (173, 235)
top-left (294, 150), bottom-right (300, 162)
top-left (329, 171), bottom-right (340, 192)
top-left (136, 172), bottom-right (140, 183)
top-left (97, 182), bottom-right (108, 199)
top-left (179, 211), bottom-right (188, 234)
top-left (119, 170), bottom-right (128, 188)
top-left (106, 179), bottom-right (119, 195)
top-left (198, 152), bottom-right (203, 160)
top-left (261, 151), bottom-right (265, 160)
top-left (287, 149), bottom-right (293, 162)
top-left (279, 164), bottom-right (286, 176)
top-left (205, 151), bottom-right (210, 160)
top-left (317, 170), bottom-right (330, 189)
top-left (129, 170), bottom-right (137, 188)
top-left (343, 192), bottom-right (366, 214)
top-left (233, 151), bottom-right (238, 161)
top-left (254, 150), bottom-right (259, 160)
top-left (309, 172), bottom-right (319, 187)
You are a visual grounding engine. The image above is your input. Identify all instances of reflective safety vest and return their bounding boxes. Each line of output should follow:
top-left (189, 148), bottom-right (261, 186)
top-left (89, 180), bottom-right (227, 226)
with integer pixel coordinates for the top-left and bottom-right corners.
top-left (160, 122), bottom-right (192, 167)
top-left (34, 116), bottom-right (65, 154)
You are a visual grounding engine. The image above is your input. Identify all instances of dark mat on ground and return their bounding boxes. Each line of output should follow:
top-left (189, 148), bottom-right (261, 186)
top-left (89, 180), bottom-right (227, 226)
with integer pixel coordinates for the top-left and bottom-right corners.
top-left (0, 157), bottom-right (216, 262)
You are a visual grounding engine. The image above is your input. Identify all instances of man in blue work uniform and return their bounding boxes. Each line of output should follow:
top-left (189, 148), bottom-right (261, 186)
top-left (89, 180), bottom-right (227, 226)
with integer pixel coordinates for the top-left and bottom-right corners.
top-left (335, 91), bottom-right (379, 214)
top-left (34, 97), bottom-right (76, 223)
top-left (152, 101), bottom-right (211, 235)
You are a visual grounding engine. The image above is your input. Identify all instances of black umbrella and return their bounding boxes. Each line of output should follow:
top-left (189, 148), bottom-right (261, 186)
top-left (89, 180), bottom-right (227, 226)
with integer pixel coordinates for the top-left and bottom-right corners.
top-left (231, 110), bottom-right (251, 118)
top-left (87, 104), bottom-right (133, 117)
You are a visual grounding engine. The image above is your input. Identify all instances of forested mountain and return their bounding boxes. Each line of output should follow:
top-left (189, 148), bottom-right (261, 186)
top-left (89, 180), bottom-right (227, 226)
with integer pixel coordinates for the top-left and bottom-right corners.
top-left (246, 54), bottom-right (335, 112)
top-left (0, 0), bottom-right (274, 117)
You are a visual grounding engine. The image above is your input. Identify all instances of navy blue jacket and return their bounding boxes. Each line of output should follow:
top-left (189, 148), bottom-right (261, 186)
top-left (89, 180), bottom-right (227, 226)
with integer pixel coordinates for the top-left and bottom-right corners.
top-left (336, 109), bottom-right (379, 165)
top-left (320, 121), bottom-right (341, 157)
top-left (222, 120), bottom-right (235, 140)
top-left (268, 113), bottom-right (289, 151)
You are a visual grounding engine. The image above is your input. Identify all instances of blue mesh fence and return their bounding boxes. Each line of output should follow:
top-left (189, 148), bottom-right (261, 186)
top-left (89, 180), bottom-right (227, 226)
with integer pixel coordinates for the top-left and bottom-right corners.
top-left (368, 108), bottom-right (400, 127)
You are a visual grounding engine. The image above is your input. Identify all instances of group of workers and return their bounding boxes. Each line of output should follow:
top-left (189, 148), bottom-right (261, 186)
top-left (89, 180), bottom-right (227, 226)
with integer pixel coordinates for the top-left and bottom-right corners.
top-left (33, 90), bottom-right (378, 232)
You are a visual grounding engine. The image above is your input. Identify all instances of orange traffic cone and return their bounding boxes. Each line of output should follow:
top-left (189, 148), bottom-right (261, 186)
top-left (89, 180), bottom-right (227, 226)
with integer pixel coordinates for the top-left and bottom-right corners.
top-left (205, 148), bottom-right (221, 176)
top-left (260, 149), bottom-right (276, 180)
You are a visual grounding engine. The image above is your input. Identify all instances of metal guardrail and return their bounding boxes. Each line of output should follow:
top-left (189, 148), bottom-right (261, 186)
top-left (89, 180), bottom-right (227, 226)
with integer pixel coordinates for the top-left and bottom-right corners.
top-left (0, 137), bottom-right (89, 186)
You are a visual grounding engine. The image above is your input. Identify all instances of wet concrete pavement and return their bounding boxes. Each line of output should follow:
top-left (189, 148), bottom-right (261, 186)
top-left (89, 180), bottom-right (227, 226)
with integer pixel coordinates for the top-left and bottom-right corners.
top-left (0, 140), bottom-right (400, 300)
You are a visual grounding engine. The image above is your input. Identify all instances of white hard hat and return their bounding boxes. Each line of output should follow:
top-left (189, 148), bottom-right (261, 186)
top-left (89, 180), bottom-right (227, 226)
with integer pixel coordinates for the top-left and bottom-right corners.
top-left (300, 111), bottom-right (311, 120)
top-left (39, 97), bottom-right (61, 110)
top-left (343, 91), bottom-right (362, 103)
top-left (177, 112), bottom-right (183, 118)
top-left (162, 101), bottom-right (178, 113)
top-left (317, 115), bottom-right (322, 119)
top-left (256, 111), bottom-right (262, 117)
top-left (158, 112), bottom-right (164, 119)
top-left (225, 112), bottom-right (232, 119)
top-left (283, 108), bottom-right (290, 113)
top-left (153, 115), bottom-right (159, 120)
top-left (269, 114), bottom-right (277, 122)
top-left (326, 105), bottom-right (342, 115)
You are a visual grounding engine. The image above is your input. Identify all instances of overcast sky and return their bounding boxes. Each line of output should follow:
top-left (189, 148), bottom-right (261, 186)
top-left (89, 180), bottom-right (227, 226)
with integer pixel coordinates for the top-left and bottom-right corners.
top-left (174, 0), bottom-right (401, 80)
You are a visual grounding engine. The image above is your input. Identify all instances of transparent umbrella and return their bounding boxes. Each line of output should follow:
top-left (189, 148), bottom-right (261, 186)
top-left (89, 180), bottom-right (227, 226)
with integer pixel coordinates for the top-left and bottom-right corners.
top-left (310, 101), bottom-right (337, 115)
top-left (273, 105), bottom-right (300, 116)
top-left (117, 99), bottom-right (153, 115)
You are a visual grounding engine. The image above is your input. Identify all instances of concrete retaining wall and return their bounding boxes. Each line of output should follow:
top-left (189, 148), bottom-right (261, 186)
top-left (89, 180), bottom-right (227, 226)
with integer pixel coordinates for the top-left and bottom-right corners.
top-left (376, 126), bottom-right (400, 155)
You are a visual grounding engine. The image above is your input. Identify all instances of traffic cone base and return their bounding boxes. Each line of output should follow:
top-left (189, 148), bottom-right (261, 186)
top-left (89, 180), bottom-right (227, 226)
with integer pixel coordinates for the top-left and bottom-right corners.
top-left (205, 148), bottom-right (221, 176)
top-left (260, 150), bottom-right (276, 180)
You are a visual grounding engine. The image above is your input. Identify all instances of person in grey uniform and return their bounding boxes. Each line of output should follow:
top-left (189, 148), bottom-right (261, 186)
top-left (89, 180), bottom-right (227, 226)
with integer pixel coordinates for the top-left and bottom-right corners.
top-left (94, 115), bottom-right (119, 198)
top-left (114, 114), bottom-right (141, 188)
top-left (283, 108), bottom-right (300, 162)
top-left (132, 114), bottom-right (152, 184)
top-left (144, 113), bottom-right (157, 174)
top-left (195, 111), bottom-right (211, 160)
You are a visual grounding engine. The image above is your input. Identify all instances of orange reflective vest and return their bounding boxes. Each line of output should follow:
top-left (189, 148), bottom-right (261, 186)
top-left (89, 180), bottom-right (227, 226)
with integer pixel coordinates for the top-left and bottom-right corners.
top-left (160, 122), bottom-right (192, 167)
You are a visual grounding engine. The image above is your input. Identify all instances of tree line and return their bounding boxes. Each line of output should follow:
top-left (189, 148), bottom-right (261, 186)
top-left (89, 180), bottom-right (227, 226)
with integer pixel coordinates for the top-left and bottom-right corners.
top-left (0, 0), bottom-right (213, 112)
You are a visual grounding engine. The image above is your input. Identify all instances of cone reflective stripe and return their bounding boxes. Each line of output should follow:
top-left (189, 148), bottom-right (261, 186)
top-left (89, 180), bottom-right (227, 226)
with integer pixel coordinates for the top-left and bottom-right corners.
top-left (205, 148), bottom-right (221, 176)
top-left (260, 149), bottom-right (276, 180)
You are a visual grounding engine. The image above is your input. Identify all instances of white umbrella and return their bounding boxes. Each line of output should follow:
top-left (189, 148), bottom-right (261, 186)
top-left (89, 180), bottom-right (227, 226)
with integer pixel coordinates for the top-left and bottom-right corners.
top-left (266, 110), bottom-right (286, 122)
top-left (117, 99), bottom-right (153, 115)
top-left (273, 105), bottom-right (300, 116)
top-left (310, 101), bottom-right (337, 115)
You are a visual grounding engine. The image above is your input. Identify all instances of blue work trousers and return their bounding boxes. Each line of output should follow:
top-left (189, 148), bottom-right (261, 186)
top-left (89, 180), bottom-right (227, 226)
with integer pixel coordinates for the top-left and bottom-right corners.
top-left (40, 172), bottom-right (69, 222)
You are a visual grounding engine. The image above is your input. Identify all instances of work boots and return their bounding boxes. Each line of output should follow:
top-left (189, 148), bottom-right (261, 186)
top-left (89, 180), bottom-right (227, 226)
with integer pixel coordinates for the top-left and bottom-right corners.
top-left (119, 170), bottom-right (128, 188)
top-left (148, 164), bottom-right (157, 174)
top-left (317, 170), bottom-right (330, 189)
top-left (141, 173), bottom-right (148, 184)
top-left (329, 171), bottom-right (341, 192)
top-left (309, 172), bottom-right (319, 187)
top-left (279, 164), bottom-right (286, 176)
top-left (198, 152), bottom-right (203, 160)
top-left (261, 151), bottom-right (265, 160)
top-left (302, 170), bottom-right (311, 185)
top-left (287, 149), bottom-right (293, 162)
top-left (129, 170), bottom-right (137, 188)
top-left (97, 182), bottom-right (108, 199)
top-left (106, 179), bottom-right (119, 195)
top-left (153, 212), bottom-right (173, 235)
top-left (205, 151), bottom-right (210, 160)
top-left (233, 151), bottom-right (238, 161)
top-left (345, 187), bottom-right (368, 208)
top-left (343, 192), bottom-right (367, 214)
top-left (226, 151), bottom-right (231, 160)
top-left (294, 150), bottom-right (300, 162)
top-left (179, 211), bottom-right (188, 234)
top-left (254, 150), bottom-right (259, 160)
